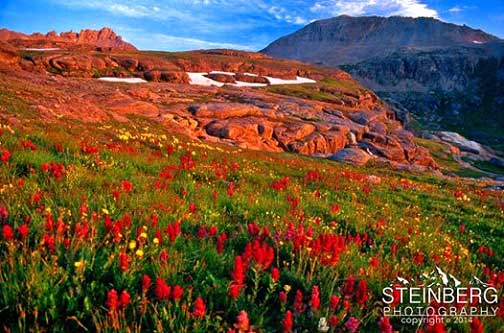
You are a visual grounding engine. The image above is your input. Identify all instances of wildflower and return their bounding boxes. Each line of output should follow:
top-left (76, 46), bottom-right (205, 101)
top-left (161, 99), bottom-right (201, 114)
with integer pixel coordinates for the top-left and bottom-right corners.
top-left (231, 256), bottom-right (246, 287)
top-left (0, 206), bottom-right (7, 220)
top-left (192, 296), bottom-right (206, 319)
top-left (426, 321), bottom-right (446, 333)
top-left (159, 249), bottom-right (169, 263)
top-left (120, 290), bottom-right (131, 308)
top-left (229, 284), bottom-right (241, 300)
top-left (470, 317), bottom-right (484, 333)
top-left (414, 251), bottom-right (424, 266)
top-left (234, 310), bottom-right (250, 333)
top-left (155, 277), bottom-right (171, 300)
top-left (344, 317), bottom-right (359, 333)
top-left (216, 233), bottom-right (227, 253)
top-left (119, 253), bottom-right (129, 272)
top-left (129, 240), bottom-right (137, 250)
top-left (135, 249), bottom-right (144, 258)
top-left (379, 317), bottom-right (393, 333)
top-left (2, 225), bottom-right (14, 241)
top-left (271, 267), bottom-right (280, 282)
top-left (343, 275), bottom-right (355, 296)
top-left (189, 202), bottom-right (197, 213)
top-left (310, 286), bottom-right (321, 311)
top-left (141, 274), bottom-right (151, 292)
top-left (331, 204), bottom-right (340, 213)
top-left (318, 317), bottom-right (329, 332)
top-left (370, 257), bottom-right (379, 268)
top-left (120, 180), bottom-right (133, 192)
top-left (172, 285), bottom-right (184, 302)
top-left (294, 290), bottom-right (304, 313)
top-left (1, 149), bottom-right (10, 164)
top-left (282, 310), bottom-right (293, 333)
top-left (153, 237), bottom-right (159, 245)
top-left (74, 260), bottom-right (84, 268)
top-left (329, 295), bottom-right (340, 309)
top-left (106, 289), bottom-right (119, 313)
top-left (279, 291), bottom-right (287, 304)
top-left (356, 280), bottom-right (369, 305)
top-left (227, 182), bottom-right (235, 197)
top-left (329, 315), bottom-right (338, 327)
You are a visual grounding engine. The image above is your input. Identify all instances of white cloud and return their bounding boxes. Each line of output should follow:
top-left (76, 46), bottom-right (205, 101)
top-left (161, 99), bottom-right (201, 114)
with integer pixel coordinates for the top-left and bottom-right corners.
top-left (265, 5), bottom-right (309, 25)
top-left (144, 33), bottom-right (253, 51)
top-left (310, 0), bottom-right (438, 18)
top-left (448, 5), bottom-right (462, 13)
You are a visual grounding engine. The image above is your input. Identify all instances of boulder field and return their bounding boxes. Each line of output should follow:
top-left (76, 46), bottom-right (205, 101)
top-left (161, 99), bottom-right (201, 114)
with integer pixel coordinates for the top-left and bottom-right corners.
top-left (0, 29), bottom-right (437, 169)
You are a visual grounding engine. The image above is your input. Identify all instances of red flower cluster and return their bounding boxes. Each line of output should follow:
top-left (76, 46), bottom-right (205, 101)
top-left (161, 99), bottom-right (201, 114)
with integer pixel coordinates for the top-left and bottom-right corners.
top-left (81, 142), bottom-right (99, 154)
top-left (271, 176), bottom-right (289, 191)
top-left (41, 162), bottom-right (66, 181)
top-left (155, 277), bottom-right (171, 300)
top-left (242, 240), bottom-right (274, 270)
top-left (20, 139), bottom-right (37, 150)
top-left (106, 289), bottom-right (130, 312)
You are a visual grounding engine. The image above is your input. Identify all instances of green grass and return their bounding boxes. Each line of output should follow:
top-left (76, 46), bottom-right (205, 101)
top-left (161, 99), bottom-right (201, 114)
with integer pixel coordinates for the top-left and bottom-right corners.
top-left (0, 107), bottom-right (503, 332)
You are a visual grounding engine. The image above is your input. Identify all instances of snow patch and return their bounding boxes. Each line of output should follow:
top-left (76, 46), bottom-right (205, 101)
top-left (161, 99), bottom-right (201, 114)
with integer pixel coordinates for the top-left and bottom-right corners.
top-left (472, 40), bottom-right (484, 44)
top-left (188, 72), bottom-right (224, 87)
top-left (209, 71), bottom-right (236, 75)
top-left (265, 76), bottom-right (316, 85)
top-left (98, 77), bottom-right (147, 83)
top-left (24, 48), bottom-right (60, 51)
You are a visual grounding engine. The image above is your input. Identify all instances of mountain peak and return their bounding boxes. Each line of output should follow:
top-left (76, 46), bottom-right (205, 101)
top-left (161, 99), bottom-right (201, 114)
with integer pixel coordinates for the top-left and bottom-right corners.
top-left (262, 15), bottom-right (500, 66)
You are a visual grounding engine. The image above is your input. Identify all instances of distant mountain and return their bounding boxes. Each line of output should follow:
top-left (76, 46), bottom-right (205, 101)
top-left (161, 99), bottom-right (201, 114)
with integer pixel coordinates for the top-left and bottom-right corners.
top-left (0, 27), bottom-right (136, 50)
top-left (262, 16), bottom-right (504, 149)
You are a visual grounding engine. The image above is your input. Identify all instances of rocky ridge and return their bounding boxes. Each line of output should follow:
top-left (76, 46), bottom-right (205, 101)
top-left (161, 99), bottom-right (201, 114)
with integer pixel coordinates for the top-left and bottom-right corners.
top-left (0, 27), bottom-right (136, 50)
top-left (0, 30), bottom-right (436, 170)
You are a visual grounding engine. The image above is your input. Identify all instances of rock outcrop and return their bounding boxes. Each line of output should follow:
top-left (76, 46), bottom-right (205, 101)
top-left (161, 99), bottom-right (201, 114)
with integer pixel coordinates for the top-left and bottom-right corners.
top-left (0, 27), bottom-right (136, 50)
top-left (262, 16), bottom-right (504, 150)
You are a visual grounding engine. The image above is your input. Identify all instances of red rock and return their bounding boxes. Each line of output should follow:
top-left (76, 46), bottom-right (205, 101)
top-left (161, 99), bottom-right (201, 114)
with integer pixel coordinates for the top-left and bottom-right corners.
top-left (274, 123), bottom-right (316, 148)
top-left (235, 73), bottom-right (269, 84)
top-left (206, 73), bottom-right (236, 83)
top-left (329, 148), bottom-right (371, 166)
top-left (190, 103), bottom-right (261, 119)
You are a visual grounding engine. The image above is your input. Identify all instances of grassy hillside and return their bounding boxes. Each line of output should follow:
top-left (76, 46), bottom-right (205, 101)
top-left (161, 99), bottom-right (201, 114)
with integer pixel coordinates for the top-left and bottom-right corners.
top-left (0, 109), bottom-right (502, 332)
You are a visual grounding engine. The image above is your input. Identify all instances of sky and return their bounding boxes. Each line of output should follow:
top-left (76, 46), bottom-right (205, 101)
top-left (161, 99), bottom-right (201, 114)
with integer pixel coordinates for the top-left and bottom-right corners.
top-left (1, 0), bottom-right (503, 51)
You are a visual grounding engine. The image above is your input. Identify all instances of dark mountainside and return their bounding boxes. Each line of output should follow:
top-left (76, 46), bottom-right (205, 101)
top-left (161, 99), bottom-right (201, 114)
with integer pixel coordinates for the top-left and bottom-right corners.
top-left (262, 16), bottom-right (504, 151)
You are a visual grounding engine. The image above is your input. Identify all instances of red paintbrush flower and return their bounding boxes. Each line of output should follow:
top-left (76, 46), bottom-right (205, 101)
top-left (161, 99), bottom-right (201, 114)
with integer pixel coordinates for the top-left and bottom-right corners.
top-left (141, 274), bottom-right (151, 292)
top-left (356, 280), bottom-right (369, 305)
top-left (192, 296), bottom-right (206, 319)
top-left (282, 310), bottom-right (293, 333)
top-left (17, 224), bottom-right (29, 239)
top-left (119, 253), bottom-right (129, 272)
top-left (120, 290), bottom-right (131, 308)
top-left (2, 225), bottom-right (14, 241)
top-left (294, 290), bottom-right (304, 313)
top-left (155, 277), bottom-right (171, 300)
top-left (172, 285), bottom-right (184, 302)
top-left (234, 310), bottom-right (250, 332)
top-left (271, 267), bottom-right (280, 282)
top-left (310, 286), bottom-right (320, 311)
top-left (330, 295), bottom-right (340, 309)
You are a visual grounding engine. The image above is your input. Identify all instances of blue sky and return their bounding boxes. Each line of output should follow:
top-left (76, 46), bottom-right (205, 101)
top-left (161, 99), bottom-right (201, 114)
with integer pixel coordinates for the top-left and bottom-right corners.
top-left (1, 0), bottom-right (503, 51)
